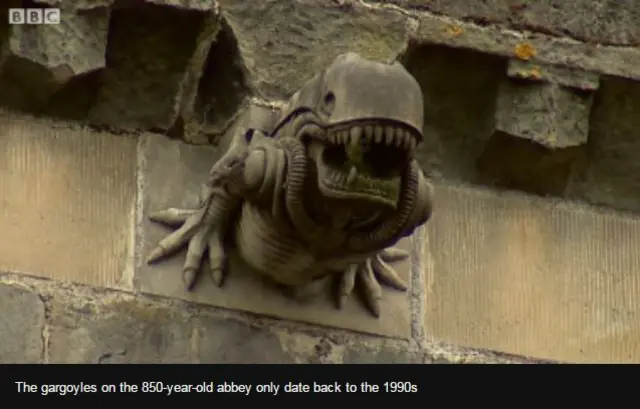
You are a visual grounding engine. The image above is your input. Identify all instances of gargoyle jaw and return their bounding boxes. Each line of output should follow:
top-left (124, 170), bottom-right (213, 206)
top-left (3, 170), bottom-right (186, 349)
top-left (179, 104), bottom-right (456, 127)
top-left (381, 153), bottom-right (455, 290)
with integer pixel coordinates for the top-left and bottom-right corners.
top-left (308, 120), bottom-right (420, 209)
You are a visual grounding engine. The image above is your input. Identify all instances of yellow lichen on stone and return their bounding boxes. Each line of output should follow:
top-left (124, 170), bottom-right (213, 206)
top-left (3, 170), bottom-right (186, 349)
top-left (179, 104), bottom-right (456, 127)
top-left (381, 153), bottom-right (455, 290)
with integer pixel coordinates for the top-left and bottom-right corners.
top-left (515, 42), bottom-right (536, 60)
top-left (446, 25), bottom-right (463, 38)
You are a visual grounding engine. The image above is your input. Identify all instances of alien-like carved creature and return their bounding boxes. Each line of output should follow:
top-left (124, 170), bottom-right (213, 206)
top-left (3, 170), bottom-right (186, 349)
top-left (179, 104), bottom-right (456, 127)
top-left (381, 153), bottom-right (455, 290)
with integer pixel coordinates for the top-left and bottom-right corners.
top-left (146, 53), bottom-right (433, 317)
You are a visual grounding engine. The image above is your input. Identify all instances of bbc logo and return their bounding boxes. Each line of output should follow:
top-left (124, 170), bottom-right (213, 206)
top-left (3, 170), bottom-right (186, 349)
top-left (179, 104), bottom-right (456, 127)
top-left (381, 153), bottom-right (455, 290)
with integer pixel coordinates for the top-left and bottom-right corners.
top-left (8, 8), bottom-right (61, 25)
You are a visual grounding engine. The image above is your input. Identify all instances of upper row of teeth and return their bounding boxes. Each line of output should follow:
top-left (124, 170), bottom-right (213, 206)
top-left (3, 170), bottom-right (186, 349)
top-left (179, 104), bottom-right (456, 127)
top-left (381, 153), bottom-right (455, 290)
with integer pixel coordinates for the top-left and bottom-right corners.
top-left (327, 125), bottom-right (417, 151)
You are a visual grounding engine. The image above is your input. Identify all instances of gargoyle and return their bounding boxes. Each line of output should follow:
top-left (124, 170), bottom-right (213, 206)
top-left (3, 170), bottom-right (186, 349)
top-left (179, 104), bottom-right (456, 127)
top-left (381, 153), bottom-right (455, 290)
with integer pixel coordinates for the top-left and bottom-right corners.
top-left (146, 52), bottom-right (433, 317)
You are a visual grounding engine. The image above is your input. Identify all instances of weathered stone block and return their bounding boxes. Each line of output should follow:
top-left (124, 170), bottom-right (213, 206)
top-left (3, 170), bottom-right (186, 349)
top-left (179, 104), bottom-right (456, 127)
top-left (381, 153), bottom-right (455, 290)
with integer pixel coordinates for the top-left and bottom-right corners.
top-left (495, 82), bottom-right (593, 148)
top-left (218, 0), bottom-right (409, 99)
top-left (47, 294), bottom-right (193, 363)
top-left (89, 3), bottom-right (218, 132)
top-left (135, 105), bottom-right (415, 338)
top-left (0, 6), bottom-right (109, 112)
top-left (388, 0), bottom-right (640, 46)
top-left (495, 60), bottom-right (597, 149)
top-left (507, 60), bottom-right (599, 91)
top-left (423, 183), bottom-right (640, 363)
top-left (0, 112), bottom-right (137, 289)
top-left (194, 315), bottom-right (296, 363)
top-left (411, 14), bottom-right (640, 81)
top-left (0, 284), bottom-right (45, 363)
top-left (342, 344), bottom-right (424, 364)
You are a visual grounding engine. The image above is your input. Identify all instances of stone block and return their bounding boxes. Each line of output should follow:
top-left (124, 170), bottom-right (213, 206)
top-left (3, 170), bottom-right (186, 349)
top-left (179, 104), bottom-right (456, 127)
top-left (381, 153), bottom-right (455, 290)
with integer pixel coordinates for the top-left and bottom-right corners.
top-left (496, 60), bottom-right (598, 149)
top-left (411, 13), bottom-right (640, 81)
top-left (0, 112), bottom-right (137, 288)
top-left (88, 3), bottom-right (218, 132)
top-left (0, 6), bottom-right (109, 112)
top-left (194, 315), bottom-right (296, 363)
top-left (47, 294), bottom-right (193, 363)
top-left (423, 183), bottom-right (640, 363)
top-left (506, 60), bottom-right (599, 91)
top-left (387, 0), bottom-right (640, 46)
top-left (0, 284), bottom-right (45, 363)
top-left (135, 107), bottom-right (414, 338)
top-left (495, 81), bottom-right (593, 148)
top-left (218, 0), bottom-right (408, 99)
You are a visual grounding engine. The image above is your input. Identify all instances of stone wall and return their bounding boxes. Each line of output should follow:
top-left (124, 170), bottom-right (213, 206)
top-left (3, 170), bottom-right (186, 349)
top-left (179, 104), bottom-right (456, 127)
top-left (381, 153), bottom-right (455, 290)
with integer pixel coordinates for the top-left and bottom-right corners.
top-left (0, 0), bottom-right (639, 363)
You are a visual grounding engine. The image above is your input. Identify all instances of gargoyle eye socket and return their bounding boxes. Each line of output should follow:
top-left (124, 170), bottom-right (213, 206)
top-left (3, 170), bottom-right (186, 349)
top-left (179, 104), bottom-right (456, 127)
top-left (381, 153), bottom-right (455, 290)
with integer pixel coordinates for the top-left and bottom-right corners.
top-left (321, 91), bottom-right (335, 116)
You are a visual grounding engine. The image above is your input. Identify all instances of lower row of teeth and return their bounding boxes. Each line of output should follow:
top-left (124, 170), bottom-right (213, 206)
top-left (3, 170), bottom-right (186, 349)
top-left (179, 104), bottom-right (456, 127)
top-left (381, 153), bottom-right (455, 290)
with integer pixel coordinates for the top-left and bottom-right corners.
top-left (327, 125), bottom-right (417, 151)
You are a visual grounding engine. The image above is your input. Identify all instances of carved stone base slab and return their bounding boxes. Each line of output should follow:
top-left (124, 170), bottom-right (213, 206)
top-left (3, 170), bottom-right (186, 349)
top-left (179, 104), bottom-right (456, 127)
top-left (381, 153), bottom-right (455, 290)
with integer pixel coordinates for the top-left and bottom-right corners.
top-left (136, 134), bottom-right (413, 338)
top-left (0, 112), bottom-right (137, 288)
top-left (423, 184), bottom-right (640, 363)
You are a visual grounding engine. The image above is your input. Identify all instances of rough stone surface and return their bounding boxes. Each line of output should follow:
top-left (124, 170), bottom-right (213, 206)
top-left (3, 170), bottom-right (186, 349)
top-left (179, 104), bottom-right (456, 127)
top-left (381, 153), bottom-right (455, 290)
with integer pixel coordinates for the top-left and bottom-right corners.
top-left (195, 315), bottom-right (296, 363)
top-left (47, 294), bottom-right (194, 363)
top-left (412, 13), bottom-right (640, 81)
top-left (506, 60), bottom-right (600, 91)
top-left (423, 183), bottom-right (640, 363)
top-left (0, 6), bottom-right (109, 113)
top-left (0, 112), bottom-right (137, 289)
top-left (88, 3), bottom-right (215, 131)
top-left (219, 0), bottom-right (409, 99)
top-left (495, 81), bottom-right (593, 149)
top-left (384, 0), bottom-right (640, 46)
top-left (136, 108), bottom-right (415, 338)
top-left (0, 284), bottom-right (45, 363)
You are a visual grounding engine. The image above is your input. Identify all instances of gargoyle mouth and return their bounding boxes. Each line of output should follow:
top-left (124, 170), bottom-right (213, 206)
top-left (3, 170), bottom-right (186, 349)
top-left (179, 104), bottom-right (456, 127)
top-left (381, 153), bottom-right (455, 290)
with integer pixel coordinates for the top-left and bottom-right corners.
top-left (308, 121), bottom-right (419, 209)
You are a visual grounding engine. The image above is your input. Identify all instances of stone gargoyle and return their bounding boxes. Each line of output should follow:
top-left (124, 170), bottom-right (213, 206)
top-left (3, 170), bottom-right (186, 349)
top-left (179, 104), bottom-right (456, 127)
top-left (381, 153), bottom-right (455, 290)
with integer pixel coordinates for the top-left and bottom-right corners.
top-left (146, 52), bottom-right (433, 317)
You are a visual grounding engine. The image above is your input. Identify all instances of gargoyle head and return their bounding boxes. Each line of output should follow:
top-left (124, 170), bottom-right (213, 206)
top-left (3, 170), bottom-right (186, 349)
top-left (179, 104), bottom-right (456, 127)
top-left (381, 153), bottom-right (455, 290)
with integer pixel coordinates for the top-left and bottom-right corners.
top-left (274, 52), bottom-right (424, 214)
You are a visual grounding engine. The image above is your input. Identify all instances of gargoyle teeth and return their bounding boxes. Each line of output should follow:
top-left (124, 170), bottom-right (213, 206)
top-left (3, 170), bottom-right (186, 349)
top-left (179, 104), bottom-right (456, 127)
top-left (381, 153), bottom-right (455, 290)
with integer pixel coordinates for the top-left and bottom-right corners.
top-left (347, 165), bottom-right (357, 186)
top-left (364, 125), bottom-right (373, 144)
top-left (349, 126), bottom-right (362, 146)
top-left (385, 126), bottom-right (395, 145)
top-left (374, 126), bottom-right (384, 143)
top-left (327, 123), bottom-right (418, 153)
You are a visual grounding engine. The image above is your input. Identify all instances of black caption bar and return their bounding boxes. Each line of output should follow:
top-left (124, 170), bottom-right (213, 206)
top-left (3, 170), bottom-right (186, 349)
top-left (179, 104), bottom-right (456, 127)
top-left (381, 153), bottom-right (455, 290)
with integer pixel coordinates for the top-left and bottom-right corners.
top-left (0, 363), bottom-right (623, 402)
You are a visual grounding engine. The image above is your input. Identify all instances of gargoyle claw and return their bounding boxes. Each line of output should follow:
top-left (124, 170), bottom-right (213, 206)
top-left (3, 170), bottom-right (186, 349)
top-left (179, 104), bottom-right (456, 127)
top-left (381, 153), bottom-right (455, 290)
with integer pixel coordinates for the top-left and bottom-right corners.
top-left (148, 208), bottom-right (196, 227)
top-left (146, 201), bottom-right (230, 291)
top-left (336, 246), bottom-right (409, 317)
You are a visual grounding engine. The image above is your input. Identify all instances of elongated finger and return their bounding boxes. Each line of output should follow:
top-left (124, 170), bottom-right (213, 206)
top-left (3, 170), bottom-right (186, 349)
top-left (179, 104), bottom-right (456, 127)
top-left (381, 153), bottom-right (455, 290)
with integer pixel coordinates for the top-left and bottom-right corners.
top-left (148, 208), bottom-right (196, 227)
top-left (146, 208), bottom-right (205, 263)
top-left (372, 255), bottom-right (408, 291)
top-left (357, 260), bottom-right (382, 317)
top-left (208, 231), bottom-right (227, 287)
top-left (183, 227), bottom-right (211, 290)
top-left (337, 264), bottom-right (357, 309)
top-left (379, 247), bottom-right (409, 263)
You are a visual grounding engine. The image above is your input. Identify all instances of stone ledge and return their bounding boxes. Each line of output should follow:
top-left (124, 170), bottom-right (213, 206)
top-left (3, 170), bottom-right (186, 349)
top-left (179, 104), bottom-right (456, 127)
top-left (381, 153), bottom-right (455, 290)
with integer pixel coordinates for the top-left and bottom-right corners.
top-left (371, 0), bottom-right (640, 47)
top-left (0, 275), bottom-right (543, 364)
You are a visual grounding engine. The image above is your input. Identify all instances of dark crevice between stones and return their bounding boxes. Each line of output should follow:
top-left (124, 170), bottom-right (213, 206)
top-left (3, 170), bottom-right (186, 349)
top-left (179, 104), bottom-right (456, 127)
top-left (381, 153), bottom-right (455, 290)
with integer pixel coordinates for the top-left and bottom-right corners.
top-left (193, 18), bottom-right (251, 144)
top-left (88, 2), bottom-right (211, 132)
top-left (475, 131), bottom-right (585, 197)
top-left (399, 43), bottom-right (505, 182)
top-left (41, 69), bottom-right (104, 121)
top-left (564, 76), bottom-right (640, 214)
